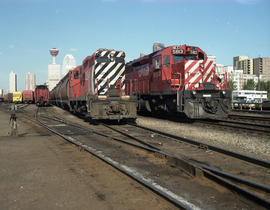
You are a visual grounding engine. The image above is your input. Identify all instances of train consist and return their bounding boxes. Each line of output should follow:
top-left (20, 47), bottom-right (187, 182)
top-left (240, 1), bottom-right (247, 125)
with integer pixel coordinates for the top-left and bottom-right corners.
top-left (125, 45), bottom-right (231, 119)
top-left (2, 85), bottom-right (49, 106)
top-left (50, 49), bottom-right (137, 120)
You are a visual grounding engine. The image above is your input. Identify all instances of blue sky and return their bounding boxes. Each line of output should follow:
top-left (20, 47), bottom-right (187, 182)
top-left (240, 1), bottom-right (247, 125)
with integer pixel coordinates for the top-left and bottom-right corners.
top-left (0, 0), bottom-right (269, 91)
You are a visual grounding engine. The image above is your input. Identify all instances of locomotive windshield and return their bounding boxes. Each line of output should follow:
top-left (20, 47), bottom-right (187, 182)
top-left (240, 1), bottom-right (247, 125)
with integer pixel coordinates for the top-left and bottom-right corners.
top-left (173, 55), bottom-right (203, 63)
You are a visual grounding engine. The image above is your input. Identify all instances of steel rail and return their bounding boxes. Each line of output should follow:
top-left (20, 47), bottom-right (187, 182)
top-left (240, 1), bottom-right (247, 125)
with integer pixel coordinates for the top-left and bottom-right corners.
top-left (36, 115), bottom-right (270, 208)
top-left (228, 114), bottom-right (270, 122)
top-left (35, 116), bottom-right (194, 209)
top-left (193, 161), bottom-right (270, 193)
top-left (101, 123), bottom-right (160, 150)
top-left (130, 123), bottom-right (270, 169)
top-left (214, 119), bottom-right (270, 129)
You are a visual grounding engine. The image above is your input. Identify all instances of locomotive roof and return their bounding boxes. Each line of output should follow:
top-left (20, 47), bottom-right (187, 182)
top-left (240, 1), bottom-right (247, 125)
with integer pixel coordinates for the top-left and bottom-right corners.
top-left (127, 45), bottom-right (204, 66)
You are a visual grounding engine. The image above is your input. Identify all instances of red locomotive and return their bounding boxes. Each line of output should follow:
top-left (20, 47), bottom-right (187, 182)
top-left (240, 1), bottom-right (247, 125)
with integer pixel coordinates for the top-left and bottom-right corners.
top-left (125, 44), bottom-right (231, 119)
top-left (50, 49), bottom-right (137, 120)
top-left (22, 90), bottom-right (34, 103)
top-left (34, 85), bottom-right (50, 106)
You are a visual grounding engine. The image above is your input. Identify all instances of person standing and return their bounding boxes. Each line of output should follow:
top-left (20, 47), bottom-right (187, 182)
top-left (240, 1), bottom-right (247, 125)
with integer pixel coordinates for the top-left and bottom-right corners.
top-left (9, 103), bottom-right (18, 136)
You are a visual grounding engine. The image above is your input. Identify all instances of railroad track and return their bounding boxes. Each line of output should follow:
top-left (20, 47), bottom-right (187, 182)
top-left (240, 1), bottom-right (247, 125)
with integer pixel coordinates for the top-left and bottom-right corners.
top-left (198, 118), bottom-right (270, 135)
top-left (228, 114), bottom-right (270, 123)
top-left (16, 106), bottom-right (270, 209)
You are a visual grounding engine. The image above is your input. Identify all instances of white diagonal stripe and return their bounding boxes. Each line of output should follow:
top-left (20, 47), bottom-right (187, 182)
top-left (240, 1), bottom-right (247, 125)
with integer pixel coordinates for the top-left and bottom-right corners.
top-left (97, 62), bottom-right (123, 90)
top-left (96, 61), bottom-right (116, 81)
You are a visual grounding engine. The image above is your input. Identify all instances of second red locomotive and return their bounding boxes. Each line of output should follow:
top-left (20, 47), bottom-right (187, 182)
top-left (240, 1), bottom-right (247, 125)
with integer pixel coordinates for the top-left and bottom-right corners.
top-left (125, 44), bottom-right (231, 119)
top-left (50, 49), bottom-right (137, 120)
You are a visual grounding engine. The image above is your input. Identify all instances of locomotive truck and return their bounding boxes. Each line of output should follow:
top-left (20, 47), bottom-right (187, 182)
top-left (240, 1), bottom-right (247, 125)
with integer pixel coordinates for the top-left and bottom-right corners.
top-left (125, 44), bottom-right (231, 119)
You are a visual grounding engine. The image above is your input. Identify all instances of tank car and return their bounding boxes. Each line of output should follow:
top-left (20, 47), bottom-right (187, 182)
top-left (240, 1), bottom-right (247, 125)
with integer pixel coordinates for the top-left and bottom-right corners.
top-left (22, 90), bottom-right (34, 103)
top-left (125, 44), bottom-right (231, 119)
top-left (34, 85), bottom-right (50, 106)
top-left (50, 49), bottom-right (137, 120)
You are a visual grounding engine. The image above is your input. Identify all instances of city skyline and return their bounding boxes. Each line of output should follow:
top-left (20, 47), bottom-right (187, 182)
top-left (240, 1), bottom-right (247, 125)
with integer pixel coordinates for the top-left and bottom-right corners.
top-left (0, 0), bottom-right (269, 91)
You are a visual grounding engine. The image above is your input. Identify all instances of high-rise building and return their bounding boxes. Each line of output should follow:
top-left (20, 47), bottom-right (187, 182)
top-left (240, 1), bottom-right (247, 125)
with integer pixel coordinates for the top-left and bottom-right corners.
top-left (233, 56), bottom-right (253, 74)
top-left (229, 70), bottom-right (244, 90)
top-left (25, 72), bottom-right (36, 91)
top-left (48, 48), bottom-right (61, 91)
top-left (9, 71), bottom-right (17, 93)
top-left (253, 57), bottom-right (270, 81)
top-left (153, 42), bottom-right (165, 52)
top-left (62, 54), bottom-right (76, 77)
top-left (0, 89), bottom-right (3, 97)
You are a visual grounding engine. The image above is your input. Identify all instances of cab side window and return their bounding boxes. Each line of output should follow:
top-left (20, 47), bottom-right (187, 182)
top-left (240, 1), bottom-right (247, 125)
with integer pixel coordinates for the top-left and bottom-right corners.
top-left (163, 55), bottom-right (170, 67)
top-left (73, 71), bottom-right (79, 79)
top-left (154, 56), bottom-right (161, 69)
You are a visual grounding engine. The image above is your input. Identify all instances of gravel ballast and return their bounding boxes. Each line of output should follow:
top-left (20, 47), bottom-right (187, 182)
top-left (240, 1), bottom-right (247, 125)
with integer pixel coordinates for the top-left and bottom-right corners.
top-left (136, 116), bottom-right (270, 162)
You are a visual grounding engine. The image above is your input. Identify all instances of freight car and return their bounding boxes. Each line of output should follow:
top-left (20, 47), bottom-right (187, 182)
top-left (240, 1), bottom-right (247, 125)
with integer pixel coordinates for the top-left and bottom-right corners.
top-left (50, 49), bottom-right (137, 120)
top-left (125, 44), bottom-right (231, 119)
top-left (34, 85), bottom-right (50, 106)
top-left (22, 90), bottom-right (34, 103)
top-left (8, 93), bottom-right (13, 103)
top-left (13, 91), bottom-right (23, 103)
top-left (3, 94), bottom-right (8, 102)
top-left (4, 93), bottom-right (8, 102)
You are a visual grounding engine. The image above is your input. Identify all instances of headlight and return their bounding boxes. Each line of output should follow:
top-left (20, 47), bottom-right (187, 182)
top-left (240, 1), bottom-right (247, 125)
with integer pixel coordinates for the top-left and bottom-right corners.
top-left (222, 91), bottom-right (226, 95)
top-left (192, 90), bottom-right (196, 95)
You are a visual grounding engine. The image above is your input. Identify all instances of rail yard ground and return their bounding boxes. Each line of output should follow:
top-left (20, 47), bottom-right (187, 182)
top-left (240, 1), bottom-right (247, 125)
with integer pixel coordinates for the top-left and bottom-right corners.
top-left (137, 114), bottom-right (270, 162)
top-left (0, 103), bottom-right (269, 209)
top-left (0, 106), bottom-right (177, 210)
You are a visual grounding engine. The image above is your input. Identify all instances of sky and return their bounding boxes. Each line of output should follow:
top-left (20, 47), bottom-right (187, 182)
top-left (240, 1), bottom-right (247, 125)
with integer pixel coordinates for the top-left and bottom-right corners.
top-left (0, 0), bottom-right (269, 92)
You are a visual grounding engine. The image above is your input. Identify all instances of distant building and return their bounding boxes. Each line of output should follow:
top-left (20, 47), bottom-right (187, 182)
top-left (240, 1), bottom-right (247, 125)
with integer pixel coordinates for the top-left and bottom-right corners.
top-left (25, 72), bottom-right (36, 91)
top-left (224, 66), bottom-right (234, 75)
top-left (253, 57), bottom-right (270, 81)
top-left (48, 48), bottom-right (61, 91)
top-left (230, 70), bottom-right (243, 90)
top-left (243, 74), bottom-right (258, 88)
top-left (233, 56), bottom-right (253, 74)
top-left (153, 42), bottom-right (165, 52)
top-left (0, 89), bottom-right (3, 97)
top-left (216, 64), bottom-right (224, 75)
top-left (62, 54), bottom-right (76, 77)
top-left (9, 71), bottom-right (17, 93)
top-left (233, 56), bottom-right (248, 69)
top-left (208, 55), bottom-right (216, 65)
